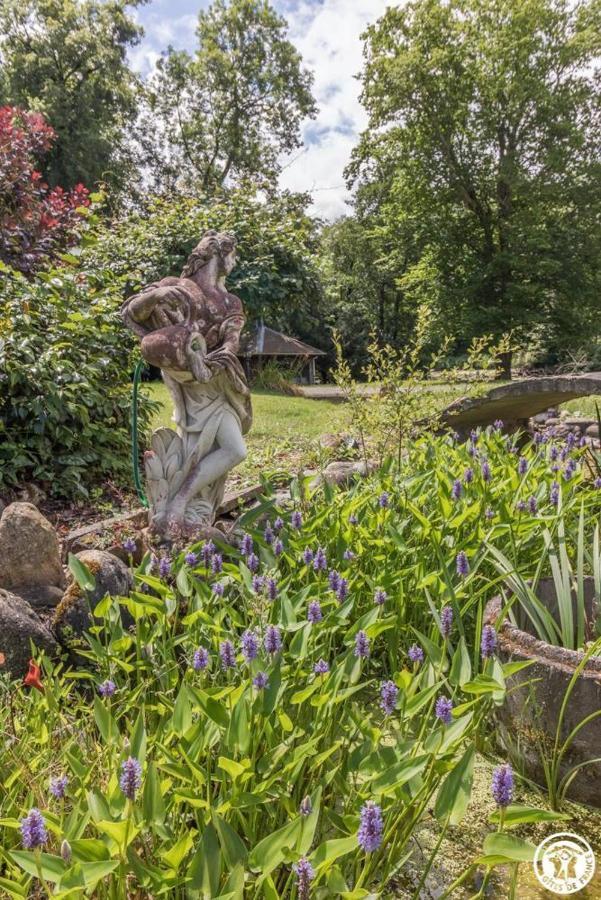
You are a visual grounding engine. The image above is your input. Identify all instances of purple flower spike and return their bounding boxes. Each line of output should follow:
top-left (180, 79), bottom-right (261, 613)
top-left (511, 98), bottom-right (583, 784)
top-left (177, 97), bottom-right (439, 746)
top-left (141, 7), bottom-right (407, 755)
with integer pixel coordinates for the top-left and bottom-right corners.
top-left (463, 467), bottom-right (474, 484)
top-left (303, 547), bottom-right (314, 566)
top-left (241, 630), bottom-right (259, 662)
top-left (550, 481), bottom-right (560, 506)
top-left (349, 513), bottom-right (358, 525)
top-left (354, 630), bottom-right (370, 659)
top-left (98, 679), bottom-right (116, 698)
top-left (307, 600), bottom-right (322, 623)
top-left (266, 577), bottom-right (278, 601)
top-left (201, 540), bottom-right (216, 566)
top-left (328, 569), bottom-right (341, 592)
top-left (343, 549), bottom-right (355, 560)
top-left (435, 696), bottom-right (453, 726)
top-left (380, 680), bottom-right (399, 715)
top-left (119, 756), bottom-right (142, 800)
top-left (213, 581), bottom-right (225, 596)
top-left (291, 510), bottom-right (303, 529)
top-left (491, 763), bottom-right (514, 807)
top-left (159, 556), bottom-right (171, 578)
top-left (481, 460), bottom-right (491, 482)
top-left (185, 551), bottom-right (198, 567)
top-left (193, 647), bottom-right (209, 671)
top-left (470, 429), bottom-right (478, 444)
top-left (49, 774), bottom-right (68, 799)
top-left (247, 552), bottom-right (260, 573)
top-left (451, 479), bottom-right (462, 500)
top-left (481, 625), bottom-right (497, 659)
top-left (518, 456), bottom-right (528, 476)
top-left (253, 671), bottom-right (269, 690)
top-left (219, 639), bottom-right (236, 669)
top-left (456, 551), bottom-right (469, 577)
top-left (122, 537), bottom-right (136, 553)
top-left (252, 574), bottom-right (265, 594)
top-left (374, 588), bottom-right (387, 606)
top-left (274, 538), bottom-right (284, 557)
top-left (336, 578), bottom-right (349, 602)
top-left (493, 419), bottom-right (503, 431)
top-left (264, 625), bottom-right (282, 654)
top-left (358, 802), bottom-right (384, 853)
top-left (440, 605), bottom-right (453, 638)
top-left (273, 516), bottom-right (284, 532)
top-left (595, 477), bottom-right (601, 489)
top-left (264, 524), bottom-right (274, 545)
top-left (240, 533), bottom-right (253, 555)
top-left (313, 547), bottom-right (327, 572)
top-left (300, 796), bottom-right (312, 816)
top-left (516, 499), bottom-right (527, 512)
top-left (211, 553), bottom-right (223, 574)
top-left (378, 491), bottom-right (390, 508)
top-left (528, 495), bottom-right (538, 515)
top-left (485, 506), bottom-right (494, 521)
top-left (314, 658), bottom-right (329, 675)
top-left (293, 857), bottom-right (315, 900)
top-left (20, 808), bottom-right (47, 849)
top-left (408, 644), bottom-right (424, 665)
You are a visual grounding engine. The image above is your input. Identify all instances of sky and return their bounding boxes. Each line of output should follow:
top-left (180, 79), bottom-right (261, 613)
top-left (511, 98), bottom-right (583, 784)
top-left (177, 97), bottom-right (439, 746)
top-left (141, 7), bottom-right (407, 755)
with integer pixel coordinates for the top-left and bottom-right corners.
top-left (130, 0), bottom-right (390, 220)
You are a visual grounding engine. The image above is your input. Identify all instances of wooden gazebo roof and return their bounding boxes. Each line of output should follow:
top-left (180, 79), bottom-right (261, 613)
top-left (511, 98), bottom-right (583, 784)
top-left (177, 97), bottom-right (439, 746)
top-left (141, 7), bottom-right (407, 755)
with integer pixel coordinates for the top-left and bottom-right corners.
top-left (238, 324), bottom-right (326, 358)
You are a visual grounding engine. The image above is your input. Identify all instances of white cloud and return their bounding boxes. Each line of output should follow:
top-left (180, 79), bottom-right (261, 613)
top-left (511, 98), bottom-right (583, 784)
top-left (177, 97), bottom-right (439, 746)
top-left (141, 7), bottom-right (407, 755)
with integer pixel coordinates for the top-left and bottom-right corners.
top-left (130, 0), bottom-right (389, 220)
top-left (279, 0), bottom-right (389, 219)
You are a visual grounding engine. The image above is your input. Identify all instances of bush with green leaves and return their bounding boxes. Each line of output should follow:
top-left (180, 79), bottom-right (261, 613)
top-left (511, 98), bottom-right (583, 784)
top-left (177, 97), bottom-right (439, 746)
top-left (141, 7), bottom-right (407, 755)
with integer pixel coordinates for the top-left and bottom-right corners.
top-left (0, 258), bottom-right (155, 498)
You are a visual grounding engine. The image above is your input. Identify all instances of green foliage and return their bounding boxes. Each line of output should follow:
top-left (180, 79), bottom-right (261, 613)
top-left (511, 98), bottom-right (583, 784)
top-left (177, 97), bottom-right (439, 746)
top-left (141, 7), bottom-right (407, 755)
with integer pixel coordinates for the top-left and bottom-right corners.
top-left (143, 0), bottom-right (316, 192)
top-left (86, 189), bottom-right (328, 348)
top-left (348, 0), bottom-right (601, 367)
top-left (0, 0), bottom-right (143, 193)
top-left (0, 251), bottom-right (154, 498)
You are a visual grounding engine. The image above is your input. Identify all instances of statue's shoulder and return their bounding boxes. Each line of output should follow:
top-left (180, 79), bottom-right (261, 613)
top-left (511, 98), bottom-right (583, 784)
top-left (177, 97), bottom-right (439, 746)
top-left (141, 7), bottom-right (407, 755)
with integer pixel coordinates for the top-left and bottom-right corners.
top-left (225, 291), bottom-right (244, 315)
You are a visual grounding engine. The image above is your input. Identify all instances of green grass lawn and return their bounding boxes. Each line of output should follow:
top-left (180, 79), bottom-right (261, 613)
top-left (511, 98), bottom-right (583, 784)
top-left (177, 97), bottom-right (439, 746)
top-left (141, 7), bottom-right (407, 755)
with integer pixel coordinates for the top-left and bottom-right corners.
top-left (147, 382), bottom-right (349, 488)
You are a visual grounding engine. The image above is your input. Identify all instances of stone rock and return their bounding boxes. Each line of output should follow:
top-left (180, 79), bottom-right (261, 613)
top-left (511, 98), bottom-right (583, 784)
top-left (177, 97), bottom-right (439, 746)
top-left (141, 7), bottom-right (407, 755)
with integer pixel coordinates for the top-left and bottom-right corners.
top-left (586, 424), bottom-right (599, 438)
top-left (0, 588), bottom-right (59, 678)
top-left (53, 550), bottom-right (133, 642)
top-left (314, 460), bottom-right (376, 488)
top-left (0, 502), bottom-right (65, 606)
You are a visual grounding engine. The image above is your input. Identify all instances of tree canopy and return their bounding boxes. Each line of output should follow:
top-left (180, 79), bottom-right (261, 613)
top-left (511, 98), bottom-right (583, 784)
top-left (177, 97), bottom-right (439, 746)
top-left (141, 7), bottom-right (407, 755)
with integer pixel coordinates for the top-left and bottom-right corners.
top-left (348, 0), bottom-right (601, 369)
top-left (143, 0), bottom-right (316, 193)
top-left (0, 0), bottom-right (143, 193)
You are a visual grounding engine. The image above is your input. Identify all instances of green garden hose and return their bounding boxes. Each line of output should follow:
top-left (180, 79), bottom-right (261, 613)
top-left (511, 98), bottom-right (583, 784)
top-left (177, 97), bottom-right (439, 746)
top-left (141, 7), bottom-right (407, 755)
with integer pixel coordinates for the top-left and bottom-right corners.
top-left (131, 359), bottom-right (149, 508)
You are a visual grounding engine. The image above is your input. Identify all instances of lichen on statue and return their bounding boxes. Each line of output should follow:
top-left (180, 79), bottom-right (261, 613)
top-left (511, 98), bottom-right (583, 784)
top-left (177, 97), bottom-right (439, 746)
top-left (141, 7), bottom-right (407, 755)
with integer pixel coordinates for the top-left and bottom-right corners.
top-left (121, 230), bottom-right (252, 539)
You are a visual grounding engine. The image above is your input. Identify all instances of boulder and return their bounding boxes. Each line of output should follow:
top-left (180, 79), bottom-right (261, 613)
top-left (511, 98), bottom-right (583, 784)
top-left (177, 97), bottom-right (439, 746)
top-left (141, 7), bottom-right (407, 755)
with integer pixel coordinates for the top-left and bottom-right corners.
top-left (314, 460), bottom-right (376, 488)
top-left (0, 588), bottom-right (59, 679)
top-left (586, 424), bottom-right (600, 438)
top-left (0, 502), bottom-right (65, 606)
top-left (53, 550), bottom-right (133, 642)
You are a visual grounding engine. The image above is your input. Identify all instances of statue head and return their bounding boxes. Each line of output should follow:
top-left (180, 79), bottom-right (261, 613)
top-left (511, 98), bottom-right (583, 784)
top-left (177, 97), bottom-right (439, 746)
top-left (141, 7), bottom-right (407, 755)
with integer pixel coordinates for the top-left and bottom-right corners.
top-left (181, 230), bottom-right (237, 279)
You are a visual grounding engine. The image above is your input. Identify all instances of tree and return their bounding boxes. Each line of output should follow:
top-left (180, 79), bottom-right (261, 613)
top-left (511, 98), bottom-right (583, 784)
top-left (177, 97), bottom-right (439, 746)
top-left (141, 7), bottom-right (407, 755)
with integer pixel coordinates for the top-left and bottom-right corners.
top-left (350, 0), bottom-right (601, 374)
top-left (0, 0), bottom-right (143, 193)
top-left (0, 105), bottom-right (89, 274)
top-left (144, 0), bottom-right (316, 192)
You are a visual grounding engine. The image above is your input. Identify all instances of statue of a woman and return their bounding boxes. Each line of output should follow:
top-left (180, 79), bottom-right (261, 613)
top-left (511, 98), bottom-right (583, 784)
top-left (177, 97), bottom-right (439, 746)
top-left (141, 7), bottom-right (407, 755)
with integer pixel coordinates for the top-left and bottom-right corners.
top-left (122, 230), bottom-right (252, 539)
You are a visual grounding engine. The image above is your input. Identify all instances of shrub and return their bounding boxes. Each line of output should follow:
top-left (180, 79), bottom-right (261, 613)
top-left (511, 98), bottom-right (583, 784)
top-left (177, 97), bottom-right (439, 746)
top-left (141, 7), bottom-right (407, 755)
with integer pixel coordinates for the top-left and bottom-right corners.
top-left (0, 259), bottom-right (154, 498)
top-left (0, 106), bottom-right (90, 274)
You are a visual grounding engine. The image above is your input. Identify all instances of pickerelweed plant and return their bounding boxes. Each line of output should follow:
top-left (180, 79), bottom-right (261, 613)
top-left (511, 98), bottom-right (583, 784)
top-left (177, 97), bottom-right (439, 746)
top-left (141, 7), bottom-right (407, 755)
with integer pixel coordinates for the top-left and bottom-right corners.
top-left (1, 427), bottom-right (600, 896)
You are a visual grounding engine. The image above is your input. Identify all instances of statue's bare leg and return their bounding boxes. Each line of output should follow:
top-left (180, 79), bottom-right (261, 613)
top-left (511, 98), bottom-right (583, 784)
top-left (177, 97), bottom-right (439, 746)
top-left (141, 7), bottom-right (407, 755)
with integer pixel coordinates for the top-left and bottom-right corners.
top-left (167, 414), bottom-right (247, 523)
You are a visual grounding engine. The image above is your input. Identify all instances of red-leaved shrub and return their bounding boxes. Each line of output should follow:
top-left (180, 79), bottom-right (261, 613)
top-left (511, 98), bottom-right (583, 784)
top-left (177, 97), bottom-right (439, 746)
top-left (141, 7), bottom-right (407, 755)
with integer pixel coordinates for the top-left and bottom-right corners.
top-left (0, 106), bottom-right (90, 274)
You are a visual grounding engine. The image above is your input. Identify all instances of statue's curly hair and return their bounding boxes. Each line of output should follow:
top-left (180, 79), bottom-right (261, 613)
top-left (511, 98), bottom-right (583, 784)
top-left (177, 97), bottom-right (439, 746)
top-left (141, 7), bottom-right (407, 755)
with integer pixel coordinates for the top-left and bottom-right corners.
top-left (181, 229), bottom-right (237, 277)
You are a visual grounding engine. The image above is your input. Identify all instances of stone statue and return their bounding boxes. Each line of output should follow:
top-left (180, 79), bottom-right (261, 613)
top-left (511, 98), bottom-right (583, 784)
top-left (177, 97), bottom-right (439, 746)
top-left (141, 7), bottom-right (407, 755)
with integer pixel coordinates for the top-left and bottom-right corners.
top-left (121, 230), bottom-right (252, 539)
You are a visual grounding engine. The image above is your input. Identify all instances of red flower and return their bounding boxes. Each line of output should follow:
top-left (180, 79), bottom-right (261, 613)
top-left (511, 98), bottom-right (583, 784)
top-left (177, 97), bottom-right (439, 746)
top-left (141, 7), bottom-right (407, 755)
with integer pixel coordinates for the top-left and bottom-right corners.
top-left (23, 659), bottom-right (44, 693)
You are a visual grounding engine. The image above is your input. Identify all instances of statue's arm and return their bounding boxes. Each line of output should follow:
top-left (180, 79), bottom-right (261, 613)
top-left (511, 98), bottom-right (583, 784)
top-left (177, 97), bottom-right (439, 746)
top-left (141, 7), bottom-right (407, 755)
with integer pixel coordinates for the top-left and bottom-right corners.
top-left (219, 314), bottom-right (245, 353)
top-left (122, 285), bottom-right (190, 335)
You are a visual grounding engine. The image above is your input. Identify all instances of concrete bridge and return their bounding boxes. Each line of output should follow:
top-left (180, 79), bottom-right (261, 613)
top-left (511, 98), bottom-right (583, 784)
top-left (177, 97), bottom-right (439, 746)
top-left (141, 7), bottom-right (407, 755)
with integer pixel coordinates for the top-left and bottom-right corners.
top-left (440, 373), bottom-right (601, 434)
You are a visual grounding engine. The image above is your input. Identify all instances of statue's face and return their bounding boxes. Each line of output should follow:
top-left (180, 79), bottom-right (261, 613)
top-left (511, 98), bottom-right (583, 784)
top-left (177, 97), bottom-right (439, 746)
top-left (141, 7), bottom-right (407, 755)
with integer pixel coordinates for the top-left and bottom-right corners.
top-left (222, 246), bottom-right (236, 275)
